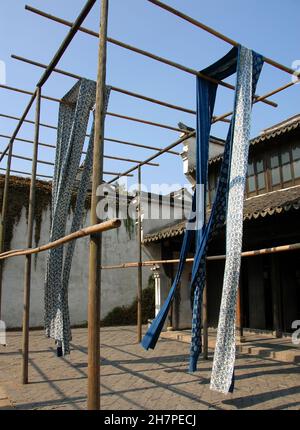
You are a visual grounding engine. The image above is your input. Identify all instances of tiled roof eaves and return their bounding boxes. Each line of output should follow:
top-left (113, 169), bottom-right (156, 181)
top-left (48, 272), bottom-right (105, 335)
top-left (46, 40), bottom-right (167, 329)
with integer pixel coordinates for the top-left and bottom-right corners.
top-left (208, 119), bottom-right (300, 166)
top-left (243, 200), bottom-right (300, 220)
top-left (143, 195), bottom-right (300, 243)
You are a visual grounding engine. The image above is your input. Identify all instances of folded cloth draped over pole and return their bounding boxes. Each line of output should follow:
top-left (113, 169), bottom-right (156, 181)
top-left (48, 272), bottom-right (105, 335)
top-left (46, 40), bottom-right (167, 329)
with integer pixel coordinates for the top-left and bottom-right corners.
top-left (189, 47), bottom-right (263, 375)
top-left (141, 47), bottom-right (239, 352)
top-left (44, 79), bottom-right (111, 356)
top-left (210, 47), bottom-right (264, 394)
top-left (141, 47), bottom-right (264, 390)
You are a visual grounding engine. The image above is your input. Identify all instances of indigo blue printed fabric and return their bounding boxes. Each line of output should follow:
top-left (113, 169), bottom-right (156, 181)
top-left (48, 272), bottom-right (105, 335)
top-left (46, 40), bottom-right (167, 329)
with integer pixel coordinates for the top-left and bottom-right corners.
top-left (141, 192), bottom-right (196, 350)
top-left (141, 47), bottom-right (238, 352)
top-left (189, 48), bottom-right (263, 376)
top-left (210, 47), bottom-right (264, 394)
top-left (141, 46), bottom-right (263, 384)
top-left (44, 79), bottom-right (110, 355)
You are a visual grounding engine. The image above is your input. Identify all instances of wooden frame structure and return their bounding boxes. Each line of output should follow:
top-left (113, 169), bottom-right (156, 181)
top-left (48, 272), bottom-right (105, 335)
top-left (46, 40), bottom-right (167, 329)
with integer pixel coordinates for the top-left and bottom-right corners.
top-left (0, 0), bottom-right (299, 410)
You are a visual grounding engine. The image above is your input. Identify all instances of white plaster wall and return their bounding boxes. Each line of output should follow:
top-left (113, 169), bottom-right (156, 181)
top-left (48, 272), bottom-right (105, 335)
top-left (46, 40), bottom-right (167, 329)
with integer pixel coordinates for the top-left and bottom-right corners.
top-left (142, 192), bottom-right (191, 236)
top-left (2, 204), bottom-right (152, 328)
top-left (181, 136), bottom-right (224, 176)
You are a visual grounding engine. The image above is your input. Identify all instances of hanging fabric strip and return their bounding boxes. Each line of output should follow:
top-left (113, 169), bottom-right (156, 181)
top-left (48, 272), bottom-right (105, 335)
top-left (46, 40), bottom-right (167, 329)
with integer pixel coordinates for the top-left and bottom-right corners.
top-left (189, 124), bottom-right (233, 372)
top-left (189, 48), bottom-right (263, 374)
top-left (44, 79), bottom-right (110, 355)
top-left (188, 47), bottom-right (247, 372)
top-left (210, 47), bottom-right (264, 394)
top-left (141, 193), bottom-right (196, 350)
top-left (141, 47), bottom-right (239, 352)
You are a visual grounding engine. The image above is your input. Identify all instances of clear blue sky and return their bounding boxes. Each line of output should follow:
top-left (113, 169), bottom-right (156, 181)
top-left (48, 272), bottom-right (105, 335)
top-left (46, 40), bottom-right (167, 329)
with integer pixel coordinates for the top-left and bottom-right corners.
top-left (0, 0), bottom-right (299, 190)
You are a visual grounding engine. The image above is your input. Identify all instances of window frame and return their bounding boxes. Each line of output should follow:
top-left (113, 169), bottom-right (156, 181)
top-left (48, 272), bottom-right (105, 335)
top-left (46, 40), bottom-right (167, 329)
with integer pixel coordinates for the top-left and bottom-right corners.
top-left (246, 152), bottom-right (267, 197)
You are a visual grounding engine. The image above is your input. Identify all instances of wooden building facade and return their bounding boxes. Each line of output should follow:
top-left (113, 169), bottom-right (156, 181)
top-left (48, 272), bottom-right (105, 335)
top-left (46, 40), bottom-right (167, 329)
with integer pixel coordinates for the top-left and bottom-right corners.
top-left (143, 115), bottom-right (300, 335)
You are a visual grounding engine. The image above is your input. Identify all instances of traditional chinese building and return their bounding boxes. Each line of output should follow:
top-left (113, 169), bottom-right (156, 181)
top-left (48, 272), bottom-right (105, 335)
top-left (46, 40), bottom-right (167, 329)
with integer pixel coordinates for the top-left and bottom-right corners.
top-left (143, 114), bottom-right (300, 336)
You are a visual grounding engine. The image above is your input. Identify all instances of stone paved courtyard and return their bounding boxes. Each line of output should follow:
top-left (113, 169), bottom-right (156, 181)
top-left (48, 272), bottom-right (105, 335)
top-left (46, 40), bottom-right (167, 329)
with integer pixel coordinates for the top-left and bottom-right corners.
top-left (0, 326), bottom-right (299, 410)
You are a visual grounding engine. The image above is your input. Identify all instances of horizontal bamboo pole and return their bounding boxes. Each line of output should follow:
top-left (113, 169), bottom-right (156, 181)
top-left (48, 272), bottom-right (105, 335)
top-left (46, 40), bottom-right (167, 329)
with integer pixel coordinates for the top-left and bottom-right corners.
top-left (108, 130), bottom-right (196, 183)
top-left (0, 84), bottom-right (186, 134)
top-left (11, 54), bottom-right (231, 124)
top-left (0, 150), bottom-right (53, 166)
top-left (0, 167), bottom-right (52, 179)
top-left (0, 113), bottom-right (180, 156)
top-left (100, 241), bottom-right (300, 269)
top-left (0, 219), bottom-right (121, 260)
top-left (0, 91), bottom-right (37, 164)
top-left (105, 63), bottom-right (289, 182)
top-left (0, 133), bottom-right (56, 149)
top-left (107, 111), bottom-right (183, 132)
top-left (24, 4), bottom-right (277, 108)
top-left (147, 0), bottom-right (300, 78)
top-left (211, 81), bottom-right (298, 125)
top-left (0, 113), bottom-right (58, 131)
top-left (11, 54), bottom-right (195, 114)
top-left (104, 137), bottom-right (180, 155)
top-left (0, 84), bottom-right (62, 104)
top-left (0, 134), bottom-right (159, 166)
top-left (0, 151), bottom-right (135, 177)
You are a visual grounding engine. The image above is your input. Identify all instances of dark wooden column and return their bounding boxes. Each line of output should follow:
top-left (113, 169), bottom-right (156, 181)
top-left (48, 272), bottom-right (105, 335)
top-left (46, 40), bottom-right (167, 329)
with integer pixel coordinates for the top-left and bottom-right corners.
top-left (162, 239), bottom-right (175, 331)
top-left (270, 254), bottom-right (283, 337)
top-left (202, 277), bottom-right (208, 359)
top-left (236, 277), bottom-right (245, 343)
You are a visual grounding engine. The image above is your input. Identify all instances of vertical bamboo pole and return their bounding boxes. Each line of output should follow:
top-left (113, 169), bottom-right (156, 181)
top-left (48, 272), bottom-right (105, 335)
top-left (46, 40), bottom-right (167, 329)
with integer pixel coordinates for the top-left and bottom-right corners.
top-left (137, 166), bottom-right (142, 342)
top-left (202, 278), bottom-right (208, 359)
top-left (87, 0), bottom-right (108, 411)
top-left (21, 87), bottom-right (41, 384)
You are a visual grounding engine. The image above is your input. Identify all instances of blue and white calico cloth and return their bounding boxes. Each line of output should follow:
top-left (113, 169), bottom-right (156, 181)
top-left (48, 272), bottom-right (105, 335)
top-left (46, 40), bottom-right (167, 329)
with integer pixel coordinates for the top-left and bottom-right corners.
top-left (189, 47), bottom-right (264, 379)
top-left (141, 46), bottom-right (238, 353)
top-left (141, 46), bottom-right (263, 390)
top-left (44, 79), bottom-right (110, 356)
top-left (210, 47), bottom-right (264, 394)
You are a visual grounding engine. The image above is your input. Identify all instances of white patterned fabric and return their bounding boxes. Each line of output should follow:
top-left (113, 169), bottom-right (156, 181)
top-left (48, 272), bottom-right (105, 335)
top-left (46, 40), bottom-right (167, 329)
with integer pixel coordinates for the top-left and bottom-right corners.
top-left (210, 47), bottom-right (255, 393)
top-left (44, 79), bottom-right (110, 355)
